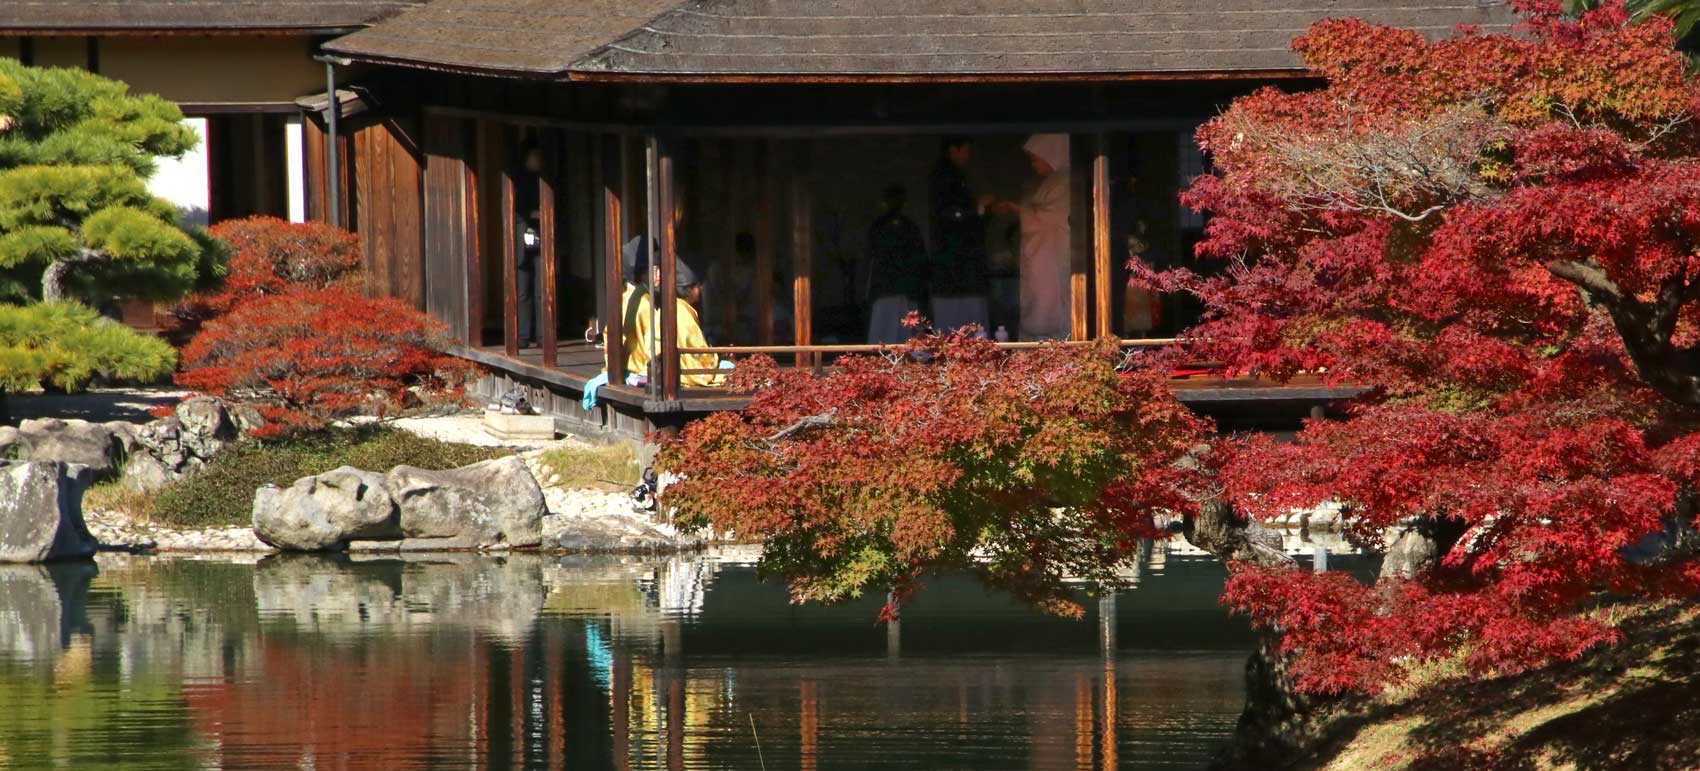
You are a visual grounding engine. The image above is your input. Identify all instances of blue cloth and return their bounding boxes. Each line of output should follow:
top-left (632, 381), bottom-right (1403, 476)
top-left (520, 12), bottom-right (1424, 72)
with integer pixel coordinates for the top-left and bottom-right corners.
top-left (581, 371), bottom-right (609, 411)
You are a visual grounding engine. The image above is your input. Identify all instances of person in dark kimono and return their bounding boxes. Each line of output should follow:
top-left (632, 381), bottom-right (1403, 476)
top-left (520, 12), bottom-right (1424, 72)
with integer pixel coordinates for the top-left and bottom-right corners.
top-left (510, 142), bottom-right (545, 347)
top-left (864, 184), bottom-right (927, 344)
top-left (927, 135), bottom-right (991, 336)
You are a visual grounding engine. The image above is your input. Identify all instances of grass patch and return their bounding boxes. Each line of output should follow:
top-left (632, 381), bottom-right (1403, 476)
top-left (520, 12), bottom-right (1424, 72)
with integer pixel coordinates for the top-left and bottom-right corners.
top-left (536, 443), bottom-right (641, 493)
top-left (103, 426), bottom-right (510, 529)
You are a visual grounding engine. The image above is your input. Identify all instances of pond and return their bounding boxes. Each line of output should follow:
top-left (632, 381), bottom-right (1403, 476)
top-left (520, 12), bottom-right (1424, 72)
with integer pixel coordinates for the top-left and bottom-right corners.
top-left (0, 546), bottom-right (1277, 770)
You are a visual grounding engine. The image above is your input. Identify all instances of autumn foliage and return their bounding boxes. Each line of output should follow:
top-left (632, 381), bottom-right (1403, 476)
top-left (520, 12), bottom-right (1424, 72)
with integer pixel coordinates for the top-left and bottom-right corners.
top-left (166, 216), bottom-right (362, 342)
top-left (659, 330), bottom-right (1204, 616)
top-left (175, 220), bottom-right (470, 436)
top-left (1145, 0), bottom-right (1700, 692)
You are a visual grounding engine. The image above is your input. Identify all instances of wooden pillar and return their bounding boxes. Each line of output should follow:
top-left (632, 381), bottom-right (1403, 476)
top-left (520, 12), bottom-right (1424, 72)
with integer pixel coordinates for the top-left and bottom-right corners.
top-left (790, 140), bottom-right (813, 367)
top-left (501, 156), bottom-right (520, 357)
top-left (1092, 133), bottom-right (1113, 341)
top-left (600, 134), bottom-right (626, 381)
top-left (653, 136), bottom-right (680, 401)
top-left (540, 131), bottom-right (561, 367)
top-left (755, 141), bottom-right (776, 346)
top-left (465, 122), bottom-right (485, 347)
top-left (1070, 136), bottom-right (1091, 342)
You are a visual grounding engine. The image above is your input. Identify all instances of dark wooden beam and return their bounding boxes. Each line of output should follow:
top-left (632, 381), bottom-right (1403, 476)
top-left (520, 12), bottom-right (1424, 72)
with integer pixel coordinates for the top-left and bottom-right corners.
top-left (657, 137), bottom-right (681, 402)
top-left (1093, 132), bottom-right (1113, 340)
top-left (539, 131), bottom-right (560, 368)
top-left (600, 134), bottom-right (626, 381)
top-left (790, 140), bottom-right (814, 368)
top-left (754, 141), bottom-right (776, 346)
top-left (501, 147), bottom-right (519, 357)
top-left (464, 121), bottom-right (484, 346)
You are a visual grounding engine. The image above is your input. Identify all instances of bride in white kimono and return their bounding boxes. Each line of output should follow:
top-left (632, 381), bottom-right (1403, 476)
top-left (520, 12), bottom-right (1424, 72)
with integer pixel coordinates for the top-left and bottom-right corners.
top-left (1012, 133), bottom-right (1072, 341)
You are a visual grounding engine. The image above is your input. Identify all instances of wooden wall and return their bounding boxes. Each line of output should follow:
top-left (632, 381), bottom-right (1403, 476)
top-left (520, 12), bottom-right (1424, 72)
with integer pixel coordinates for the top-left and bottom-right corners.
top-left (352, 117), bottom-right (425, 309)
top-left (422, 116), bottom-right (475, 344)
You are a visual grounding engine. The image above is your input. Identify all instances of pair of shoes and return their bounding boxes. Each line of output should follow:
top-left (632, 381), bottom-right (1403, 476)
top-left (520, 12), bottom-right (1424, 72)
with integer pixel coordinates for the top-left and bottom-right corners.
top-left (519, 339), bottom-right (538, 349)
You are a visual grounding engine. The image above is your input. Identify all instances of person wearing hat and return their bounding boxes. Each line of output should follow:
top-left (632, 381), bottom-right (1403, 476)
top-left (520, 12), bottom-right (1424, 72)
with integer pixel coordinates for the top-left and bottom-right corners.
top-left (988, 133), bottom-right (1074, 341)
top-left (619, 235), bottom-right (656, 383)
top-left (669, 258), bottom-right (729, 387)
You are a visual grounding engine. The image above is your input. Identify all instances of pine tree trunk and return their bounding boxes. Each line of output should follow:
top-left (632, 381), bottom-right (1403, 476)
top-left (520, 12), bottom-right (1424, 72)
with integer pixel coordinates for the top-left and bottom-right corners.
top-left (41, 259), bottom-right (71, 303)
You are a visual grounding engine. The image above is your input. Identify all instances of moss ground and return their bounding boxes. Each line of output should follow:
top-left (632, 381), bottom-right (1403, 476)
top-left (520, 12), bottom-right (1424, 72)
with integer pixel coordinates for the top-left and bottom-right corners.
top-left (1290, 602), bottom-right (1700, 771)
top-left (534, 442), bottom-right (641, 493)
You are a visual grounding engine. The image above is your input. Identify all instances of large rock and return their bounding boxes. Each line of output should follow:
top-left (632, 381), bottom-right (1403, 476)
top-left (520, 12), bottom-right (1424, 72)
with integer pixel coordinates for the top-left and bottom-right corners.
top-left (173, 396), bottom-right (240, 459)
top-left (252, 466), bottom-right (399, 551)
top-left (387, 456), bottom-right (545, 548)
top-left (121, 396), bottom-right (248, 494)
top-left (6, 419), bottom-right (127, 481)
top-left (0, 460), bottom-right (98, 563)
top-left (545, 514), bottom-right (698, 553)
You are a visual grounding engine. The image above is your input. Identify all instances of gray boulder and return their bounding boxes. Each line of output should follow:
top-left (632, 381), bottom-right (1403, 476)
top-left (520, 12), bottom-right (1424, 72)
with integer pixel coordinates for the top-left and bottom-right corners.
top-left (173, 396), bottom-right (240, 459)
top-left (0, 460), bottom-right (98, 563)
top-left (120, 396), bottom-right (246, 494)
top-left (546, 514), bottom-right (698, 553)
top-left (387, 456), bottom-right (545, 548)
top-left (7, 419), bottom-right (127, 481)
top-left (252, 466), bottom-right (399, 551)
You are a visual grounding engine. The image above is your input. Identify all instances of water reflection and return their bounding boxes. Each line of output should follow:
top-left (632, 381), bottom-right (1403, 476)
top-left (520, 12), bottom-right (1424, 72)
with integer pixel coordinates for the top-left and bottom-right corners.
top-left (0, 547), bottom-right (1273, 770)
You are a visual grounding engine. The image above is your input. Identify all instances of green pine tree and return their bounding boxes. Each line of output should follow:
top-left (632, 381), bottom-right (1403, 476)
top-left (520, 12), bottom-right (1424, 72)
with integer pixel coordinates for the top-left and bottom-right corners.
top-left (0, 58), bottom-right (223, 398)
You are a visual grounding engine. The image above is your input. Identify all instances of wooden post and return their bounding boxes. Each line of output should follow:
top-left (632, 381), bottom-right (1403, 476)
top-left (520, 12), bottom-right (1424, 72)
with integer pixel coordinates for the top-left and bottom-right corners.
top-left (465, 121), bottom-right (484, 347)
top-left (600, 134), bottom-right (626, 381)
top-left (540, 131), bottom-right (560, 368)
top-left (755, 141), bottom-right (775, 346)
top-left (1092, 133), bottom-right (1113, 340)
top-left (1070, 136), bottom-right (1090, 342)
top-left (655, 136), bottom-right (681, 401)
top-left (790, 141), bottom-right (813, 368)
top-left (501, 153), bottom-right (520, 357)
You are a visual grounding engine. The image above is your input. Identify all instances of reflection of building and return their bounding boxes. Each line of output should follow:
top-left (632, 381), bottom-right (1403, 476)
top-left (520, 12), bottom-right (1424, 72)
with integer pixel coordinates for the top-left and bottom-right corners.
top-left (0, 553), bottom-right (1257, 770)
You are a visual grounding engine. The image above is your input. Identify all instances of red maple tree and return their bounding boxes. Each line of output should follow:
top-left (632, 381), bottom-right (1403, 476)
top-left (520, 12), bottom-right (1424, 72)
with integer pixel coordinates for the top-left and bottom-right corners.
top-left (659, 329), bottom-right (1204, 616)
top-left (1147, 0), bottom-right (1700, 692)
top-left (165, 216), bottom-right (363, 343)
top-left (176, 290), bottom-right (471, 437)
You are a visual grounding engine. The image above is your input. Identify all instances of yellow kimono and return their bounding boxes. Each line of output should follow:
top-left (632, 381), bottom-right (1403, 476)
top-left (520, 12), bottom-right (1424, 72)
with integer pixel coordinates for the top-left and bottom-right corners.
top-left (620, 284), bottom-right (653, 379)
top-left (619, 286), bottom-right (724, 387)
top-left (675, 298), bottom-right (725, 387)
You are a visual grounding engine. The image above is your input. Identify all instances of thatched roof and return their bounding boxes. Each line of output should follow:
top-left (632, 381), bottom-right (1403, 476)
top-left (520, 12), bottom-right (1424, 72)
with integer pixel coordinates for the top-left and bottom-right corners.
top-left (0, 0), bottom-right (421, 33)
top-left (325, 0), bottom-right (1517, 80)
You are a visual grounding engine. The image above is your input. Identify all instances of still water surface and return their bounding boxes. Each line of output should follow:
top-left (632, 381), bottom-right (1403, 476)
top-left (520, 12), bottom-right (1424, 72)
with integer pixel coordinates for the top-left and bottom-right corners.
top-left (0, 548), bottom-right (1257, 770)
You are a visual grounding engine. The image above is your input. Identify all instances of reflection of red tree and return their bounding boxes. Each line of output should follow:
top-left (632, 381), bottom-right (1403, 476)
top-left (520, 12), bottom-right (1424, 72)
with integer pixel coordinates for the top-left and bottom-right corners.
top-left (182, 636), bottom-right (482, 770)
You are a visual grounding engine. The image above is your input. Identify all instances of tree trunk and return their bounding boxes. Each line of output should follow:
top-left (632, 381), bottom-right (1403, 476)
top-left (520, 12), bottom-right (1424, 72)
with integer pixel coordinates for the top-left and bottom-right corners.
top-left (41, 259), bottom-right (72, 303)
top-left (1379, 515), bottom-right (1468, 581)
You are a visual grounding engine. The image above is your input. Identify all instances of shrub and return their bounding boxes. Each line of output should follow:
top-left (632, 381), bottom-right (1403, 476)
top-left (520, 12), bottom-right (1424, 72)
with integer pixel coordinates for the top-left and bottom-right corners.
top-left (165, 217), bottom-right (362, 343)
top-left (0, 301), bottom-right (175, 391)
top-left (119, 427), bottom-right (510, 528)
top-left (175, 289), bottom-right (474, 436)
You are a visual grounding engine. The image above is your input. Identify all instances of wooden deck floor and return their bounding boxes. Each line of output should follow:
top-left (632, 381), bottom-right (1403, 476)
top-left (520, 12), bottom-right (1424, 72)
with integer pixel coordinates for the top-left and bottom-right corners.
top-left (459, 343), bottom-right (1365, 417)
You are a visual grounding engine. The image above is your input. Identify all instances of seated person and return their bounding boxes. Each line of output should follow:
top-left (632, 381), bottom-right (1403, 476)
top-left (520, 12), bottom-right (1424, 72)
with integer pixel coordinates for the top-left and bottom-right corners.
top-left (673, 260), bottom-right (729, 387)
top-left (620, 235), bottom-right (655, 384)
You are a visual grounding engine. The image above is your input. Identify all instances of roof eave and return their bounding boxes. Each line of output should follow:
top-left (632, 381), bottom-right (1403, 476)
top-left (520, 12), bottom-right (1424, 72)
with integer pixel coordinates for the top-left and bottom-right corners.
top-left (0, 26), bottom-right (362, 36)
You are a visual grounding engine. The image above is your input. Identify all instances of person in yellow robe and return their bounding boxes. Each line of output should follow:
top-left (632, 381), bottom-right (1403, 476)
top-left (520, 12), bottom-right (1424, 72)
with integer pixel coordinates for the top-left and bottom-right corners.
top-left (672, 260), bottom-right (727, 387)
top-left (617, 242), bottom-right (725, 388)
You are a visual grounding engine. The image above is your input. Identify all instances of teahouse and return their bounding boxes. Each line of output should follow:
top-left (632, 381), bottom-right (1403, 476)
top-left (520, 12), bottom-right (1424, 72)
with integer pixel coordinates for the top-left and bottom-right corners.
top-left (310, 0), bottom-right (1514, 438)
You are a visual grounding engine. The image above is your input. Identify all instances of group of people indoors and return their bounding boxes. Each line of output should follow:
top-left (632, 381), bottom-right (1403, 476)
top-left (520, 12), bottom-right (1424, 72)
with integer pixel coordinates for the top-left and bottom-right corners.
top-left (867, 133), bottom-right (1076, 344)
top-left (543, 132), bottom-right (1147, 397)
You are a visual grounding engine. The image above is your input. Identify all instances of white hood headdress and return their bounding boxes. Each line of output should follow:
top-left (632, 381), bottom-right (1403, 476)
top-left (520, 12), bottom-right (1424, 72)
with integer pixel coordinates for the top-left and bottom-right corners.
top-left (1022, 133), bottom-right (1070, 174)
